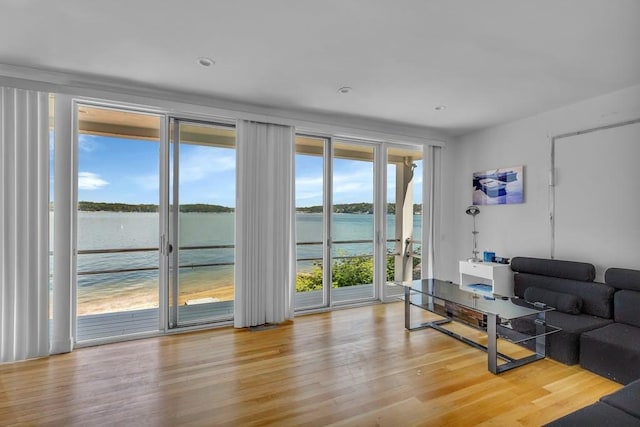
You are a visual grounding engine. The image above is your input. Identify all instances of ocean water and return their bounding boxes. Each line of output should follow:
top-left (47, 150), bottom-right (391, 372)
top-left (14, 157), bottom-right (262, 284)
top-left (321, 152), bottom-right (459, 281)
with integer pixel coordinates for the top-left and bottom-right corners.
top-left (72, 211), bottom-right (422, 313)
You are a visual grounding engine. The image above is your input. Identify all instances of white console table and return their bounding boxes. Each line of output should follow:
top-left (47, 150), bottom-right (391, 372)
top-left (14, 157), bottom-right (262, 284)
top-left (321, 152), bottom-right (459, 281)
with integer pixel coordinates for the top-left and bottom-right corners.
top-left (459, 260), bottom-right (515, 297)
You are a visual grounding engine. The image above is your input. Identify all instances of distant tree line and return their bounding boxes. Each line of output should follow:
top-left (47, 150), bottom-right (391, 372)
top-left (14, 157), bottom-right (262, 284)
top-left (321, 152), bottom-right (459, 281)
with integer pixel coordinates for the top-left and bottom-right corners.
top-left (296, 203), bottom-right (423, 215)
top-left (179, 204), bottom-right (234, 213)
top-left (76, 201), bottom-right (422, 214)
top-left (78, 201), bottom-right (233, 213)
top-left (78, 201), bottom-right (159, 212)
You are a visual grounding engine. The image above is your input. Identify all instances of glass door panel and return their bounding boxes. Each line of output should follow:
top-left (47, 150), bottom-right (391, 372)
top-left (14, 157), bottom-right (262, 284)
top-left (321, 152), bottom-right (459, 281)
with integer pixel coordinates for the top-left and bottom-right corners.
top-left (294, 136), bottom-right (327, 309)
top-left (331, 141), bottom-right (376, 303)
top-left (75, 105), bottom-right (162, 341)
top-left (170, 120), bottom-right (236, 326)
top-left (384, 146), bottom-right (424, 299)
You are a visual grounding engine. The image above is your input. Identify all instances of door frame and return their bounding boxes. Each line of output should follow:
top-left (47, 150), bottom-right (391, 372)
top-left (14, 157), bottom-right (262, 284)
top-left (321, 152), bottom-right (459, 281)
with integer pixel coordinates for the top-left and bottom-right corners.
top-left (72, 99), bottom-right (168, 343)
top-left (166, 116), bottom-right (237, 329)
top-left (328, 137), bottom-right (382, 307)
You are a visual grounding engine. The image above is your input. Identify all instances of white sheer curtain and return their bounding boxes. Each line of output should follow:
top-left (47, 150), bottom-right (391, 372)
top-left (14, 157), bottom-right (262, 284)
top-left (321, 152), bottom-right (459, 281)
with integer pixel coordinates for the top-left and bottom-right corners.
top-left (234, 120), bottom-right (296, 327)
top-left (425, 145), bottom-right (442, 279)
top-left (0, 87), bottom-right (50, 362)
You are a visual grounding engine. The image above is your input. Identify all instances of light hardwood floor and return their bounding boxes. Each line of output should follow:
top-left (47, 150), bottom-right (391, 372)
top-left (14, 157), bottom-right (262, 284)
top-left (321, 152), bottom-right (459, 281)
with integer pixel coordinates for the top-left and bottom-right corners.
top-left (0, 302), bottom-right (621, 426)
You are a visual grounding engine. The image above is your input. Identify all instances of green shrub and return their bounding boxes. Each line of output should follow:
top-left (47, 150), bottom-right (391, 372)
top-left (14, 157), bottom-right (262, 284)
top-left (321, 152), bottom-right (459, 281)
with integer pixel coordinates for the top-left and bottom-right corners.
top-left (295, 261), bottom-right (324, 292)
top-left (295, 254), bottom-right (402, 292)
top-left (331, 256), bottom-right (374, 287)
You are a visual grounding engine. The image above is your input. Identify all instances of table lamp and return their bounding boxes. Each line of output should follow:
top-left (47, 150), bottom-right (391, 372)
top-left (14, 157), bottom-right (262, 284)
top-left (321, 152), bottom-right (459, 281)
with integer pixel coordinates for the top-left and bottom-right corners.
top-left (465, 205), bottom-right (481, 262)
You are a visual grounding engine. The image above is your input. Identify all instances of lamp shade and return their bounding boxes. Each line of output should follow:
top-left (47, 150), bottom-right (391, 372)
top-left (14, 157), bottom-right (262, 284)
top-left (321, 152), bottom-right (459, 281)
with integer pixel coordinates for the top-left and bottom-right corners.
top-left (465, 205), bottom-right (480, 216)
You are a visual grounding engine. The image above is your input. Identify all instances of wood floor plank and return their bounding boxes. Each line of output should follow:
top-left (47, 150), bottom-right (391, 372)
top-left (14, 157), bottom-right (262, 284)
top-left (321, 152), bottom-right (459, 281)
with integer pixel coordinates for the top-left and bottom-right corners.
top-left (0, 302), bottom-right (622, 426)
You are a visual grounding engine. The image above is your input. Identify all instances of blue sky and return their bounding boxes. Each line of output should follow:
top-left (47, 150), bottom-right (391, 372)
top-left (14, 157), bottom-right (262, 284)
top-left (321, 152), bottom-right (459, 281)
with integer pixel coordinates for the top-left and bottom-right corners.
top-left (75, 135), bottom-right (422, 207)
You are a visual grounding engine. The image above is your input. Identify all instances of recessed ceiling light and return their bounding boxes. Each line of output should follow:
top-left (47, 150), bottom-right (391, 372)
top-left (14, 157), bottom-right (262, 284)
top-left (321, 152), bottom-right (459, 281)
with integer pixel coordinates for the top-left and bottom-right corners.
top-left (337, 86), bottom-right (353, 94)
top-left (434, 105), bottom-right (447, 111)
top-left (197, 57), bottom-right (215, 67)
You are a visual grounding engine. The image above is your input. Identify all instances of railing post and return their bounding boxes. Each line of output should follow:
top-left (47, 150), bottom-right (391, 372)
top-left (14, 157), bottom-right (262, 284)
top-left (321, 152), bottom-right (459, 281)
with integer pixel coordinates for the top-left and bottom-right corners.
top-left (395, 157), bottom-right (415, 282)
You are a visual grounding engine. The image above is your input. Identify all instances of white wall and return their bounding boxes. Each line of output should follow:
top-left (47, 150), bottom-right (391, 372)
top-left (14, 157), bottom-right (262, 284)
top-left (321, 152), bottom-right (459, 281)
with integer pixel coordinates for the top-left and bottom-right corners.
top-left (438, 84), bottom-right (640, 282)
top-left (554, 122), bottom-right (640, 281)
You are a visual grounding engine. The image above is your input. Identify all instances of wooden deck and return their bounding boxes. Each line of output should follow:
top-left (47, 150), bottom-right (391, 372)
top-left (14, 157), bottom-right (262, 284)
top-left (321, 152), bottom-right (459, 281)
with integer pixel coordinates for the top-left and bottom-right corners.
top-left (77, 283), bottom-right (382, 341)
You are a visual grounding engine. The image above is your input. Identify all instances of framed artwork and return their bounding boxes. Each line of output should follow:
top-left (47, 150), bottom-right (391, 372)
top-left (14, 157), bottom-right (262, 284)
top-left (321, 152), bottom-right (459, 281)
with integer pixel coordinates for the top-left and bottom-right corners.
top-left (472, 165), bottom-right (524, 205)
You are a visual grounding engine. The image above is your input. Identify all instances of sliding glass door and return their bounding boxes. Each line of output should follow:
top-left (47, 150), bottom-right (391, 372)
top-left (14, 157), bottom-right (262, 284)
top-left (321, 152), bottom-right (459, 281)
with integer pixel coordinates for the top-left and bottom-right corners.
top-left (169, 119), bottom-right (236, 327)
top-left (74, 106), bottom-right (236, 341)
top-left (294, 135), bottom-right (328, 309)
top-left (294, 137), bottom-right (380, 309)
top-left (331, 141), bottom-right (377, 303)
top-left (75, 104), bottom-right (163, 341)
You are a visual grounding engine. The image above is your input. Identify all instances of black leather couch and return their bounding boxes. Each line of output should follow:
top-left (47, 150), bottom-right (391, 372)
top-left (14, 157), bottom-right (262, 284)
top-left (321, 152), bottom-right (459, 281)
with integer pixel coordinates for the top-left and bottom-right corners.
top-left (512, 259), bottom-right (640, 426)
top-left (544, 378), bottom-right (640, 426)
top-left (510, 257), bottom-right (616, 365)
top-left (580, 268), bottom-right (640, 384)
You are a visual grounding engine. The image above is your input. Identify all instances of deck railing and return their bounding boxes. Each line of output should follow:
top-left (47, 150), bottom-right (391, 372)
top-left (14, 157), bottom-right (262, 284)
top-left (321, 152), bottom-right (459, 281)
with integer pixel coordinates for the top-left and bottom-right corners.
top-left (76, 239), bottom-right (422, 276)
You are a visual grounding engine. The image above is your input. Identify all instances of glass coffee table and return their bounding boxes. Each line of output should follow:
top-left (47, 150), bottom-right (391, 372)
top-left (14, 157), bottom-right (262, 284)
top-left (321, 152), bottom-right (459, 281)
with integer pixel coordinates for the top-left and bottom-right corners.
top-left (398, 279), bottom-right (560, 374)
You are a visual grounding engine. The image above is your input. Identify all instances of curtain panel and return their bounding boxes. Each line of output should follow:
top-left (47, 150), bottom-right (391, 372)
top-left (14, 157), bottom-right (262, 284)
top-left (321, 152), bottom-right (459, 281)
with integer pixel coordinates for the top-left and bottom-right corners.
top-left (234, 120), bottom-right (296, 327)
top-left (0, 87), bottom-right (50, 362)
top-left (425, 145), bottom-right (442, 279)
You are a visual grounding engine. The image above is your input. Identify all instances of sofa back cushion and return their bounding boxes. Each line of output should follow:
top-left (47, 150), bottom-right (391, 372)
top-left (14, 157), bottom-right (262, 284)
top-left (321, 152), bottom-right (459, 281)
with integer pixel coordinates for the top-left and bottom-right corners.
top-left (614, 290), bottom-right (640, 328)
top-left (605, 268), bottom-right (640, 291)
top-left (511, 257), bottom-right (595, 282)
top-left (514, 273), bottom-right (615, 318)
top-left (524, 287), bottom-right (583, 314)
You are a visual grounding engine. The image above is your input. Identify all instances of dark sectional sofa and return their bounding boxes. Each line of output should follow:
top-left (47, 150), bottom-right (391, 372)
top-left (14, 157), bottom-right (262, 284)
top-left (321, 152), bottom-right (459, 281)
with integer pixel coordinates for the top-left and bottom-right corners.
top-left (509, 258), bottom-right (640, 425)
top-left (510, 257), bottom-right (615, 365)
top-left (580, 268), bottom-right (640, 384)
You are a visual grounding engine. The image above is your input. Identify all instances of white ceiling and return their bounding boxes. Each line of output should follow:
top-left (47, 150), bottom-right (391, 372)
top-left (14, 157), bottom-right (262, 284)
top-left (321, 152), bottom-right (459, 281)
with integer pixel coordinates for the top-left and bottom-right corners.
top-left (1, 0), bottom-right (639, 136)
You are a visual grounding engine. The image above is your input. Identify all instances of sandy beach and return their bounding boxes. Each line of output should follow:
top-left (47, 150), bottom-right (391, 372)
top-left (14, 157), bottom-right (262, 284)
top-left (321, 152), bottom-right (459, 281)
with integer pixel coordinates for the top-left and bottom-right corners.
top-left (77, 283), bottom-right (235, 316)
top-left (77, 268), bottom-right (235, 316)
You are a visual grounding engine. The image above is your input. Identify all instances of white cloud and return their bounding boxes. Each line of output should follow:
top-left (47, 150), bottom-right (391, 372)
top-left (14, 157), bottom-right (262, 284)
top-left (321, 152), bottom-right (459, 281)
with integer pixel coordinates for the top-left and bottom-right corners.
top-left (78, 172), bottom-right (109, 190)
top-left (296, 190), bottom-right (323, 202)
top-left (132, 174), bottom-right (159, 191)
top-left (127, 147), bottom-right (235, 193)
top-left (296, 161), bottom-right (423, 205)
top-left (180, 147), bottom-right (235, 183)
top-left (78, 135), bottom-right (101, 152)
top-left (333, 168), bottom-right (373, 197)
top-left (296, 176), bottom-right (323, 187)
top-left (295, 174), bottom-right (324, 204)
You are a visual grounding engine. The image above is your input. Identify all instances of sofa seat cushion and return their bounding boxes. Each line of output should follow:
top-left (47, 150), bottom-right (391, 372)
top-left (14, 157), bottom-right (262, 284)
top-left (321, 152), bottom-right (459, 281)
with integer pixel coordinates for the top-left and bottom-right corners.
top-left (601, 379), bottom-right (640, 419)
top-left (524, 286), bottom-right (583, 314)
top-left (543, 401), bottom-right (640, 426)
top-left (546, 311), bottom-right (614, 333)
top-left (581, 323), bottom-right (640, 384)
top-left (510, 311), bottom-right (612, 365)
